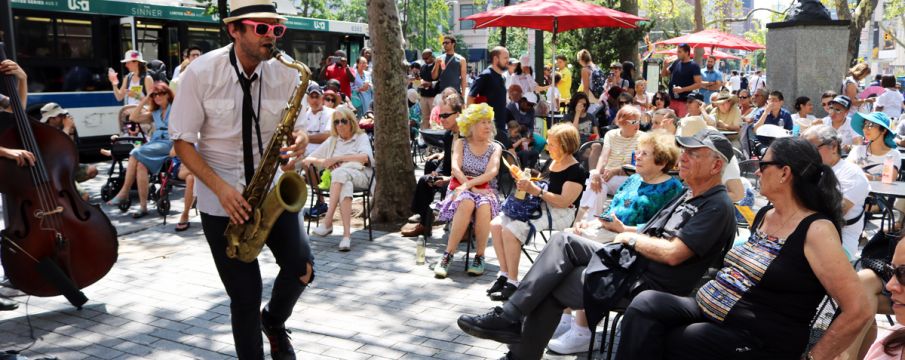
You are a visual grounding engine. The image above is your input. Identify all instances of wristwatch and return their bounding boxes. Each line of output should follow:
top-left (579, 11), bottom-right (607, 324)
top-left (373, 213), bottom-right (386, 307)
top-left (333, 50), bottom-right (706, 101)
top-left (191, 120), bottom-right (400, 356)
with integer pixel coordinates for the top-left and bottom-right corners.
top-left (626, 236), bottom-right (637, 250)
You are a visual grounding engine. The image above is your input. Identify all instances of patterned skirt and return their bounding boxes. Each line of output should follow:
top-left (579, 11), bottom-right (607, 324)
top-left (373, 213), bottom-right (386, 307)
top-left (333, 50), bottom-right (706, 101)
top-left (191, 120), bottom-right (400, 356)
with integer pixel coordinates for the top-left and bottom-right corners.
top-left (437, 190), bottom-right (500, 222)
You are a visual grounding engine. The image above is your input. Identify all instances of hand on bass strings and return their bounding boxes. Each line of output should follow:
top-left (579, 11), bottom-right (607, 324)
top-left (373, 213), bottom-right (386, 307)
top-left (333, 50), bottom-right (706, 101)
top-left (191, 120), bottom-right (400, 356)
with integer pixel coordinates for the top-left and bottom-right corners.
top-left (0, 60), bottom-right (26, 82)
top-left (215, 182), bottom-right (251, 224)
top-left (0, 147), bottom-right (36, 167)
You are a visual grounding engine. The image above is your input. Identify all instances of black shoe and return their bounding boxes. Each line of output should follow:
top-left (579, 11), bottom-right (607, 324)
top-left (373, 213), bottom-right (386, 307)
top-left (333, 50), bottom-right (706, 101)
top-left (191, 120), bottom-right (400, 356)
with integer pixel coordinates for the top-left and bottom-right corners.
top-left (262, 310), bottom-right (296, 360)
top-left (457, 306), bottom-right (522, 344)
top-left (0, 297), bottom-right (18, 311)
top-left (487, 276), bottom-right (507, 295)
top-left (489, 282), bottom-right (517, 301)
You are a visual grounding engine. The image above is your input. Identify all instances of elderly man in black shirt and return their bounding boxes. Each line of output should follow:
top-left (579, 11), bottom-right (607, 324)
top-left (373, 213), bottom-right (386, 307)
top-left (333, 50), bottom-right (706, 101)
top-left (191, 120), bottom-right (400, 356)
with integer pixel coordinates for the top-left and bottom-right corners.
top-left (457, 129), bottom-right (737, 360)
top-left (401, 94), bottom-right (463, 237)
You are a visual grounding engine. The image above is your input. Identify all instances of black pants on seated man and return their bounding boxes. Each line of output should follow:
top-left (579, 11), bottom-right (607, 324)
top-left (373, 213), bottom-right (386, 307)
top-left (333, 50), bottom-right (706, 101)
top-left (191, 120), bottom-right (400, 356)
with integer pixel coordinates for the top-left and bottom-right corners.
top-left (410, 158), bottom-right (447, 232)
top-left (200, 211), bottom-right (313, 359)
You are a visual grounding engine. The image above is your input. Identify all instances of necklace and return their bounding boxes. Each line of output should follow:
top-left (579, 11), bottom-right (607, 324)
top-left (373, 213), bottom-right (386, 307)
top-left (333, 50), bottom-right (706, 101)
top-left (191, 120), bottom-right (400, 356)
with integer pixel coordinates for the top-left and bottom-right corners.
top-left (762, 208), bottom-right (801, 239)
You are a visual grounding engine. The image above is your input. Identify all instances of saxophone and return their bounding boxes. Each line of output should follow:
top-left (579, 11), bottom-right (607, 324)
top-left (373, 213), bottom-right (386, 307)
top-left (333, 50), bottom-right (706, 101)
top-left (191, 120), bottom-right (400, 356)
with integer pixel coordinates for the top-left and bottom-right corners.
top-left (224, 46), bottom-right (311, 263)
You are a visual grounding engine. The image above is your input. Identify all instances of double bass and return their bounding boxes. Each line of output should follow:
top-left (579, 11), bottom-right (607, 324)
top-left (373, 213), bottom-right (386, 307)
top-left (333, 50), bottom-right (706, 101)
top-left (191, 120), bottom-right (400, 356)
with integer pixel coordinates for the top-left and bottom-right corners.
top-left (0, 44), bottom-right (118, 308)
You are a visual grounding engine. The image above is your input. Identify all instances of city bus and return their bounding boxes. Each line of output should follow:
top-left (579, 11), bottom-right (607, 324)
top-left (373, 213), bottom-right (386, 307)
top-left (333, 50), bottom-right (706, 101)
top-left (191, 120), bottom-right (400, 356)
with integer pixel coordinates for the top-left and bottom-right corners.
top-left (7, 0), bottom-right (368, 158)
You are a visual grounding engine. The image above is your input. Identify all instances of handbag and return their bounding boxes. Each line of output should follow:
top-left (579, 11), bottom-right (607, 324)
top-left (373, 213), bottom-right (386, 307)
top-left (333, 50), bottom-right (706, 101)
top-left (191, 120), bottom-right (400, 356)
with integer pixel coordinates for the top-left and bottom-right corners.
top-left (351, 91), bottom-right (363, 110)
top-left (860, 229), bottom-right (901, 263)
top-left (448, 176), bottom-right (489, 191)
top-left (501, 181), bottom-right (548, 222)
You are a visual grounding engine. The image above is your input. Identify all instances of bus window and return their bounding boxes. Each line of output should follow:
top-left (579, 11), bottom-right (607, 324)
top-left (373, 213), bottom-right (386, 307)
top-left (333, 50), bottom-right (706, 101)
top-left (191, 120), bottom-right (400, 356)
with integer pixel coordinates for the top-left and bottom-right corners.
top-left (186, 26), bottom-right (220, 54)
top-left (14, 16), bottom-right (54, 59)
top-left (56, 18), bottom-right (93, 59)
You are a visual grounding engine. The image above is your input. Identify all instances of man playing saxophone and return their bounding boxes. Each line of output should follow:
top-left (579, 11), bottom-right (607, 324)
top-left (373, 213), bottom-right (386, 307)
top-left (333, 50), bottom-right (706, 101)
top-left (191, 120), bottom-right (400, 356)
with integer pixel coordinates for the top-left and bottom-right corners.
top-left (169, 0), bottom-right (313, 358)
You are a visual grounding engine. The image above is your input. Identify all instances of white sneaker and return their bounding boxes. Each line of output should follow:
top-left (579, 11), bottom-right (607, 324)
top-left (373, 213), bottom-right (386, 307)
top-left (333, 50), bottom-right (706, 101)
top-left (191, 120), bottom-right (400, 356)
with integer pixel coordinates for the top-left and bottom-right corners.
top-left (547, 326), bottom-right (592, 355)
top-left (312, 224), bottom-right (333, 237)
top-left (338, 237), bottom-right (351, 252)
top-left (552, 314), bottom-right (573, 340)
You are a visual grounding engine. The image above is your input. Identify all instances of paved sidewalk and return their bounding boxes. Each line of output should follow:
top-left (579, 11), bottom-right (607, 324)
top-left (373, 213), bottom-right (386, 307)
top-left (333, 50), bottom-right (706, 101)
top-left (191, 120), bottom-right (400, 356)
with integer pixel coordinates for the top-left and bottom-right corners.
top-left (0, 162), bottom-right (598, 359)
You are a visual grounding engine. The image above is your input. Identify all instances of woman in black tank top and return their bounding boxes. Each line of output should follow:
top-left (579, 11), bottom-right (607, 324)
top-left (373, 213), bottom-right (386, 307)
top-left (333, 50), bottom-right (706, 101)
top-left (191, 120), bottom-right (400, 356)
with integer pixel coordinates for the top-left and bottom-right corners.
top-left (615, 137), bottom-right (871, 360)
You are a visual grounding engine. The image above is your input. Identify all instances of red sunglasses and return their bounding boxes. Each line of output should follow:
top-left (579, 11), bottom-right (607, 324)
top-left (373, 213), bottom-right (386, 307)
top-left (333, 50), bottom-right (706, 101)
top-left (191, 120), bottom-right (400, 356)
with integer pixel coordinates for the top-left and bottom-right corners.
top-left (241, 20), bottom-right (287, 38)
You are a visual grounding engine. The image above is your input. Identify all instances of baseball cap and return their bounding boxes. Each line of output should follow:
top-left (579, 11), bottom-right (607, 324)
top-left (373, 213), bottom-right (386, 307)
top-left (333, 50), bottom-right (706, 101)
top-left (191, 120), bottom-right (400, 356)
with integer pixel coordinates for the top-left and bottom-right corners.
top-left (609, 61), bottom-right (623, 69)
top-left (522, 92), bottom-right (538, 105)
top-left (686, 91), bottom-right (705, 103)
top-left (676, 128), bottom-right (734, 163)
top-left (40, 102), bottom-right (68, 123)
top-left (830, 95), bottom-right (851, 110)
top-left (306, 82), bottom-right (323, 95)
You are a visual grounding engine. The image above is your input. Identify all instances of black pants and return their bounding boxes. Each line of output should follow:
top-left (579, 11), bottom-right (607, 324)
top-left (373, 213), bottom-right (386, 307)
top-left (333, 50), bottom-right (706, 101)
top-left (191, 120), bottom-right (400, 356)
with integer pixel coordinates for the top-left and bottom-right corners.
top-left (615, 290), bottom-right (767, 360)
top-left (411, 175), bottom-right (446, 228)
top-left (201, 211), bottom-right (314, 360)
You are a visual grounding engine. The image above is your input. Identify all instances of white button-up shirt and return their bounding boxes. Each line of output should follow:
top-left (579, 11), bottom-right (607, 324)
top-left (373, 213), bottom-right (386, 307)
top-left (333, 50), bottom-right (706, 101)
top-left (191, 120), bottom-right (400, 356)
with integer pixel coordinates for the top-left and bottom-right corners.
top-left (169, 44), bottom-right (307, 217)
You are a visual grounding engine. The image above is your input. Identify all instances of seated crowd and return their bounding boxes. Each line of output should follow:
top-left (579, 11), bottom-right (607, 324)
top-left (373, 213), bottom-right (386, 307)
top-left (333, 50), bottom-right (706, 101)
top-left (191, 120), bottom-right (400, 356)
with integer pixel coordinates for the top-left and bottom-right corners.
top-left (402, 61), bottom-right (905, 359)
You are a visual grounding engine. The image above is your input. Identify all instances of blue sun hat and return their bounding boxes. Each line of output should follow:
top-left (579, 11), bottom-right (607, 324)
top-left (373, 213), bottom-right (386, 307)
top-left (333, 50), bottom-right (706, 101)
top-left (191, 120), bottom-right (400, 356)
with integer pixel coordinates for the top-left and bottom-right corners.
top-left (852, 111), bottom-right (896, 149)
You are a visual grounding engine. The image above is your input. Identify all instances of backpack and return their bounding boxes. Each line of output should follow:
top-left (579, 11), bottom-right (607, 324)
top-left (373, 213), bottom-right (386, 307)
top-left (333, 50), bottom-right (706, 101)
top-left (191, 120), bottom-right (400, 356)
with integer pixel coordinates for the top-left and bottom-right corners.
top-left (589, 66), bottom-right (606, 99)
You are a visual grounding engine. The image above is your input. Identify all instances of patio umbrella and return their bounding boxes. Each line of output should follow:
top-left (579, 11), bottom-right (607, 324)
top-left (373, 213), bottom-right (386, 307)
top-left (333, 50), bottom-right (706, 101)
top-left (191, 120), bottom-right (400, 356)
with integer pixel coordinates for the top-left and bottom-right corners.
top-left (655, 47), bottom-right (742, 60)
top-left (654, 29), bottom-right (765, 51)
top-left (461, 0), bottom-right (647, 110)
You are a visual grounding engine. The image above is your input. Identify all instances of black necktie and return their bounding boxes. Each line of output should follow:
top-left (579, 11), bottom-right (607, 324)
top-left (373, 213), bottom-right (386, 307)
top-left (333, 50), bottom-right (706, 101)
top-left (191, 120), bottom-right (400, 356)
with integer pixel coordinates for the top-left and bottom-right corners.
top-left (239, 73), bottom-right (259, 184)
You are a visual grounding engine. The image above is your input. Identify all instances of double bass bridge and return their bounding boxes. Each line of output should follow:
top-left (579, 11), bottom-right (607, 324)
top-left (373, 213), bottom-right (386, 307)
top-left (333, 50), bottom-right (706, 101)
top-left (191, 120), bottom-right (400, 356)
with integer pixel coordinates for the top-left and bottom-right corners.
top-left (34, 206), bottom-right (64, 233)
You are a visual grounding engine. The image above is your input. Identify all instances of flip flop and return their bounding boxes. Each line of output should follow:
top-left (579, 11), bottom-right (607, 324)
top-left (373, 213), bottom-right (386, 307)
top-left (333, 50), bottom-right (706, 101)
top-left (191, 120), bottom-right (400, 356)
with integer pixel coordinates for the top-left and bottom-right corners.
top-left (130, 210), bottom-right (149, 219)
top-left (175, 222), bottom-right (190, 232)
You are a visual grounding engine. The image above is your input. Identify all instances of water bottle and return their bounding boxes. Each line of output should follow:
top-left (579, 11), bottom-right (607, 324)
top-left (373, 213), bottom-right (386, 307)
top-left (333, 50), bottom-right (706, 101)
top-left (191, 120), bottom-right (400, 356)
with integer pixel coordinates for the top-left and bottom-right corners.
top-left (416, 235), bottom-right (426, 265)
top-left (882, 152), bottom-right (896, 184)
top-left (514, 167), bottom-right (529, 200)
top-left (792, 123), bottom-right (800, 137)
top-left (630, 151), bottom-right (636, 166)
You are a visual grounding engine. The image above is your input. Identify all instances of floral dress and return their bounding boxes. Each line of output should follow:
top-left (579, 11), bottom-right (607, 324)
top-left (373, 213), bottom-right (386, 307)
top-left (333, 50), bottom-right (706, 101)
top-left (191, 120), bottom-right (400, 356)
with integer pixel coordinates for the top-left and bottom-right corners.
top-left (437, 140), bottom-right (501, 221)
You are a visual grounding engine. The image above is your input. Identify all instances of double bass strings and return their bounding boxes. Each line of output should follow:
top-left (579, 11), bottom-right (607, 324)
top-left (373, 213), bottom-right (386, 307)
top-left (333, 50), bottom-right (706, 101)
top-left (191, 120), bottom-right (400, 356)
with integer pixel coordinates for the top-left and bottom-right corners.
top-left (2, 74), bottom-right (64, 234)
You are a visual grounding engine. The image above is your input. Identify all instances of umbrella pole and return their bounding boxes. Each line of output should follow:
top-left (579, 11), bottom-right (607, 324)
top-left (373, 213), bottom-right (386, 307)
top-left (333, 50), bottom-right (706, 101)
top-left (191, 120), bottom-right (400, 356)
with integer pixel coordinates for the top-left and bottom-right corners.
top-left (551, 19), bottom-right (558, 117)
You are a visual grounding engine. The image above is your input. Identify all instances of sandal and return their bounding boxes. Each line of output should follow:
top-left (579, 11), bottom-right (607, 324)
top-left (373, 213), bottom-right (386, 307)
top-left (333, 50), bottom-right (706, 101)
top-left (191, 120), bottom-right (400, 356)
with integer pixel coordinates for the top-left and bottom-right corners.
top-left (130, 210), bottom-right (149, 219)
top-left (175, 222), bottom-right (190, 232)
top-left (106, 196), bottom-right (128, 206)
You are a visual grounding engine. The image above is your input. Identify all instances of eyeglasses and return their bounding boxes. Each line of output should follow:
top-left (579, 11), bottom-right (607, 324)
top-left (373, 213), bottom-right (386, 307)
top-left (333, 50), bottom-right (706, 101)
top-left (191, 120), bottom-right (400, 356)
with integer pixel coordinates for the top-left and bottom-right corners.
top-left (333, 119), bottom-right (349, 125)
top-left (757, 160), bottom-right (784, 172)
top-left (241, 20), bottom-right (287, 38)
top-left (439, 112), bottom-right (458, 119)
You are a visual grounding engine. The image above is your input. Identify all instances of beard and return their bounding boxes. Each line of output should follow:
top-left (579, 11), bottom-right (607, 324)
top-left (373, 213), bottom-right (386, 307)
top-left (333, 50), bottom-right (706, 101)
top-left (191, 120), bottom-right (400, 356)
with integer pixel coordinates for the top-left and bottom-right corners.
top-left (238, 37), bottom-right (274, 63)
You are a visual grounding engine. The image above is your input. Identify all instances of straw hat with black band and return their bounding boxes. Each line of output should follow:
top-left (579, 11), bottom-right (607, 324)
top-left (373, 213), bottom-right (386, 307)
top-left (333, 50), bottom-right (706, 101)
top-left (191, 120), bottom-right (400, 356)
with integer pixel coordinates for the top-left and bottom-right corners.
top-left (222, 0), bottom-right (287, 24)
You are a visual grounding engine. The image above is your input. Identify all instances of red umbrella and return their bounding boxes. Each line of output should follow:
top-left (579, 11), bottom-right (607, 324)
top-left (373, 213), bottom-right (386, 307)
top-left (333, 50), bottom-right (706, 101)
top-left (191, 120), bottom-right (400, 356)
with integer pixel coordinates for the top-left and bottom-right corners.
top-left (461, 0), bottom-right (646, 32)
top-left (654, 29), bottom-right (765, 51)
top-left (655, 47), bottom-right (742, 60)
top-left (461, 0), bottom-right (647, 110)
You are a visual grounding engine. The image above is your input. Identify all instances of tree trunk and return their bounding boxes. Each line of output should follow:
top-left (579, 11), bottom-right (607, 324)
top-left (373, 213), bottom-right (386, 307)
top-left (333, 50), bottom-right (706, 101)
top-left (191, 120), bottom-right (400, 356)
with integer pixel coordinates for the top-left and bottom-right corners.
top-left (367, 0), bottom-right (417, 223)
top-left (500, 0), bottom-right (510, 47)
top-left (693, 0), bottom-right (704, 64)
top-left (845, 0), bottom-right (879, 65)
top-left (618, 0), bottom-right (640, 74)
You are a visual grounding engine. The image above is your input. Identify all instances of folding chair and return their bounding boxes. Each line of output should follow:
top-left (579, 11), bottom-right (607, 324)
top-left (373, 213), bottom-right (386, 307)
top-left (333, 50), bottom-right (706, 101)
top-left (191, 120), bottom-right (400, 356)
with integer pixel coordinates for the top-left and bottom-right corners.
top-left (304, 160), bottom-right (375, 242)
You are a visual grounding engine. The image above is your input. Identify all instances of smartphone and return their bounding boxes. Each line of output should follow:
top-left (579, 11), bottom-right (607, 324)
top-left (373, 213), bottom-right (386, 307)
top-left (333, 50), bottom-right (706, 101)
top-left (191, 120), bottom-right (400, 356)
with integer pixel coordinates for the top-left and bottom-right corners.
top-left (598, 214), bottom-right (613, 222)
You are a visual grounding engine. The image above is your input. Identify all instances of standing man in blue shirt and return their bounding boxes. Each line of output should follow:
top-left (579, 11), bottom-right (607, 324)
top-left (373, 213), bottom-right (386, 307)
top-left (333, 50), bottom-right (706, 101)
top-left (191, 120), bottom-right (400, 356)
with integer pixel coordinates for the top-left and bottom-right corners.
top-left (468, 46), bottom-right (511, 147)
top-left (661, 44), bottom-right (703, 117)
top-left (753, 90), bottom-right (794, 132)
top-left (699, 57), bottom-right (723, 105)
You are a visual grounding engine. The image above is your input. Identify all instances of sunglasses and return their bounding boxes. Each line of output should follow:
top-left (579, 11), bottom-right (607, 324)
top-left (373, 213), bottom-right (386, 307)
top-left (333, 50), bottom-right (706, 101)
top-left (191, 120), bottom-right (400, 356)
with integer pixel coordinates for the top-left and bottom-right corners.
top-left (439, 112), bottom-right (458, 119)
top-left (829, 108), bottom-right (845, 113)
top-left (150, 92), bottom-right (166, 97)
top-left (738, 96), bottom-right (749, 99)
top-left (333, 119), bottom-right (349, 125)
top-left (886, 264), bottom-right (905, 285)
top-left (625, 120), bottom-right (640, 125)
top-left (241, 20), bottom-right (287, 38)
top-left (325, 97), bottom-right (337, 103)
top-left (757, 160), bottom-right (784, 172)
top-left (863, 122), bottom-right (879, 130)
top-left (442, 41), bottom-right (453, 45)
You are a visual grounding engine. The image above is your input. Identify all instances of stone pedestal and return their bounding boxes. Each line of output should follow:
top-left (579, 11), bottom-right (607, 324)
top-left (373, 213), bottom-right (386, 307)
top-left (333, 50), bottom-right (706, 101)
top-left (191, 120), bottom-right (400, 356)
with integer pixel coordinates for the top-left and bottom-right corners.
top-left (766, 20), bottom-right (850, 117)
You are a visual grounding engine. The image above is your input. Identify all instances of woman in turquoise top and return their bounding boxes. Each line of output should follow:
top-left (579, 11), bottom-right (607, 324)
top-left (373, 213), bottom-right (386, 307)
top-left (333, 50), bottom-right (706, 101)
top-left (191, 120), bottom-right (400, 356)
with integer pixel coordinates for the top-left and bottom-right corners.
top-left (351, 56), bottom-right (373, 115)
top-left (107, 82), bottom-right (174, 218)
top-left (603, 170), bottom-right (683, 227)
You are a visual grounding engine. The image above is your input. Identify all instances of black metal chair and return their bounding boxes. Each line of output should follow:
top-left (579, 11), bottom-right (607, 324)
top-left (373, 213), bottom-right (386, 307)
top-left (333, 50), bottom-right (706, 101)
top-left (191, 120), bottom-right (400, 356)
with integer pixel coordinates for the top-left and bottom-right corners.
top-left (304, 145), bottom-right (375, 242)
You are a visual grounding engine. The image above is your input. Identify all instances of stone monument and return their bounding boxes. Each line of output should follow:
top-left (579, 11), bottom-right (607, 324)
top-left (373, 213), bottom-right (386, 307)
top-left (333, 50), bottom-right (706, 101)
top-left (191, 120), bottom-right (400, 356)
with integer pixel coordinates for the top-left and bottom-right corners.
top-left (766, 0), bottom-right (849, 117)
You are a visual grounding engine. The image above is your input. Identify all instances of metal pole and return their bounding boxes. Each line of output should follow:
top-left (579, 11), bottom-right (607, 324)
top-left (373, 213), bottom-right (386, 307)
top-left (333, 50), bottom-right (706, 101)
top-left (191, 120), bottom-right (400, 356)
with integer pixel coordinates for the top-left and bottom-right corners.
top-left (0, 0), bottom-right (15, 62)
top-left (423, 0), bottom-right (427, 50)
